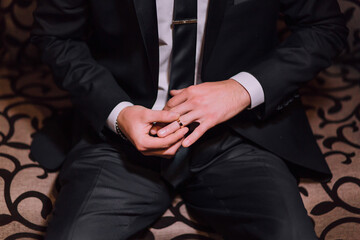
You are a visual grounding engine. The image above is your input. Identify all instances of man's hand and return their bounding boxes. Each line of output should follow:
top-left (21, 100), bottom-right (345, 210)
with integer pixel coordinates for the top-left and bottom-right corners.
top-left (117, 105), bottom-right (189, 158)
top-left (153, 79), bottom-right (251, 147)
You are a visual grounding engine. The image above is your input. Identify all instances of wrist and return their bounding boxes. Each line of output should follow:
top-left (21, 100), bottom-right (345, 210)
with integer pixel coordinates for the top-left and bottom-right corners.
top-left (229, 79), bottom-right (251, 109)
top-left (116, 106), bottom-right (132, 140)
top-left (115, 119), bottom-right (128, 140)
top-left (107, 101), bottom-right (134, 133)
top-left (229, 72), bottom-right (265, 109)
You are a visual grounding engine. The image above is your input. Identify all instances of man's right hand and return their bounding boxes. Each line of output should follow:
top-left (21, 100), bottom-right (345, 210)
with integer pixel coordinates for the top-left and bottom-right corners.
top-left (116, 105), bottom-right (189, 158)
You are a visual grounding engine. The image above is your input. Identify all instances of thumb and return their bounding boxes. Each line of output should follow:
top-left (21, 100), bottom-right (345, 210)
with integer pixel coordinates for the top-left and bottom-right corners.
top-left (146, 110), bottom-right (180, 123)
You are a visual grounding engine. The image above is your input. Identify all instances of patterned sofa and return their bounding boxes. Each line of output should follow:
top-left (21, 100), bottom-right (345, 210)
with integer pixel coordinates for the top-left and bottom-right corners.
top-left (0, 0), bottom-right (359, 239)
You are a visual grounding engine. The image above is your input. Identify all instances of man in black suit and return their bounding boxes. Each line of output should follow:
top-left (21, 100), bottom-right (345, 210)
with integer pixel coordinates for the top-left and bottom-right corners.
top-left (30, 0), bottom-right (348, 239)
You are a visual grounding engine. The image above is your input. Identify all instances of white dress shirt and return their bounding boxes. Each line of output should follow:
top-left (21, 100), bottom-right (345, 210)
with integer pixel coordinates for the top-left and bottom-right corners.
top-left (107, 0), bottom-right (265, 132)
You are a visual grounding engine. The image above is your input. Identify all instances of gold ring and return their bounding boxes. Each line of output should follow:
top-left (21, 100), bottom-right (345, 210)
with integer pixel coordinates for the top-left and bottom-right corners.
top-left (176, 118), bottom-right (184, 128)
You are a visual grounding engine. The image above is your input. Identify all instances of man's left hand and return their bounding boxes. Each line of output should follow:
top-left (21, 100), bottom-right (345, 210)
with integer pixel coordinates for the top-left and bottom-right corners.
top-left (153, 79), bottom-right (251, 147)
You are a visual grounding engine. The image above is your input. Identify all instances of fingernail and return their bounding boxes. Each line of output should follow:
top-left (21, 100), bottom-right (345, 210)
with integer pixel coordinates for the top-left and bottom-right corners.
top-left (158, 129), bottom-right (166, 136)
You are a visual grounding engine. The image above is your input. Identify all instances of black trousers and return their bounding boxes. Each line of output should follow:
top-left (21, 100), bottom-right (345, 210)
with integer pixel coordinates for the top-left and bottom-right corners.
top-left (45, 124), bottom-right (318, 240)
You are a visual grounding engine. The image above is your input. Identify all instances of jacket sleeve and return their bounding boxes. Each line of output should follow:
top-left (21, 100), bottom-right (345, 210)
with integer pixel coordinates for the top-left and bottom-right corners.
top-left (30, 0), bottom-right (132, 133)
top-left (247, 0), bottom-right (348, 119)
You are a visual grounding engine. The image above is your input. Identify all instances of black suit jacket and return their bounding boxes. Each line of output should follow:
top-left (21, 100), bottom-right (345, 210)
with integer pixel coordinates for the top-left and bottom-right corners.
top-left (30, 0), bottom-right (348, 181)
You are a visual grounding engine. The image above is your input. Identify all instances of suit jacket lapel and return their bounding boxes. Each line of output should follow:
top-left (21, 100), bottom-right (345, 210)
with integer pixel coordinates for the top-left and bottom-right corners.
top-left (202, 0), bottom-right (228, 77)
top-left (132, 0), bottom-right (227, 84)
top-left (132, 0), bottom-right (159, 85)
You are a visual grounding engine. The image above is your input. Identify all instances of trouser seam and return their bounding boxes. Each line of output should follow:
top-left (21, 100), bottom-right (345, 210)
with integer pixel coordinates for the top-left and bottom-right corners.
top-left (260, 161), bottom-right (300, 239)
top-left (124, 183), bottom-right (173, 237)
top-left (67, 160), bottom-right (105, 240)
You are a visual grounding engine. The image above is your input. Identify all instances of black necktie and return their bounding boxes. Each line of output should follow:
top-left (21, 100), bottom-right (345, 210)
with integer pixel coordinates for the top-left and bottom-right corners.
top-left (162, 0), bottom-right (197, 187)
top-left (168, 0), bottom-right (197, 96)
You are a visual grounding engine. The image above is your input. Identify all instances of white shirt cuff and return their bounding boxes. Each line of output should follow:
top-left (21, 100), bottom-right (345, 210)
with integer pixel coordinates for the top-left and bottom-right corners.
top-left (230, 71), bottom-right (265, 109)
top-left (106, 101), bottom-right (134, 133)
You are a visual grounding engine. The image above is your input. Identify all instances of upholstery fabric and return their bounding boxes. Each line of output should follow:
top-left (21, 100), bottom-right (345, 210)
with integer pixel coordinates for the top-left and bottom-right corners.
top-left (0, 0), bottom-right (359, 239)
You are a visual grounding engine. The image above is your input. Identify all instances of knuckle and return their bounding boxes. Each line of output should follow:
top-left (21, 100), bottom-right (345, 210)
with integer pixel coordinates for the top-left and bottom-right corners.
top-left (175, 129), bottom-right (185, 138)
top-left (170, 148), bottom-right (178, 155)
top-left (167, 100), bottom-right (174, 108)
top-left (135, 141), bottom-right (146, 152)
top-left (173, 121), bottom-right (181, 130)
top-left (207, 113), bottom-right (217, 122)
top-left (187, 85), bottom-right (195, 94)
top-left (165, 150), bottom-right (176, 157)
top-left (137, 146), bottom-right (146, 152)
top-left (192, 97), bottom-right (202, 106)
